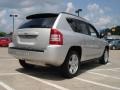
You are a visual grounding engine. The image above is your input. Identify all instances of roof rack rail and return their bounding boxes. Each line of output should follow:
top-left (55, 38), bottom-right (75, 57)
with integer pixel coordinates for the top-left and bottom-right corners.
top-left (60, 12), bottom-right (86, 20)
top-left (60, 12), bottom-right (77, 17)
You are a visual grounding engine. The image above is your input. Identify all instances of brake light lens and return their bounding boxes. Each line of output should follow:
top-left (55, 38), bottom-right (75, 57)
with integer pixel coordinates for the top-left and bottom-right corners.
top-left (49, 29), bottom-right (63, 45)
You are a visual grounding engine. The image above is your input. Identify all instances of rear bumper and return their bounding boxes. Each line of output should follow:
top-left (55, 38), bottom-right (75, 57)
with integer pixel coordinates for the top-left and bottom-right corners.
top-left (8, 44), bottom-right (67, 66)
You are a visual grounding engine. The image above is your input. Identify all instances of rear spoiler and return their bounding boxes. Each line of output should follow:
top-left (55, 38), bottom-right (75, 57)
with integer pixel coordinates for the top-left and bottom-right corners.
top-left (26, 13), bottom-right (58, 19)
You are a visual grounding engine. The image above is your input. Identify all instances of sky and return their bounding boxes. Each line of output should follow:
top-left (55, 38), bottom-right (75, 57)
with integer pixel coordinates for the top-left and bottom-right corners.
top-left (0, 0), bottom-right (120, 33)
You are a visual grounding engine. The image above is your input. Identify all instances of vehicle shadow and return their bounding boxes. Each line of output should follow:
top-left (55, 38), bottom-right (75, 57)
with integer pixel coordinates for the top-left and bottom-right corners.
top-left (16, 66), bottom-right (66, 81)
top-left (16, 60), bottom-right (102, 80)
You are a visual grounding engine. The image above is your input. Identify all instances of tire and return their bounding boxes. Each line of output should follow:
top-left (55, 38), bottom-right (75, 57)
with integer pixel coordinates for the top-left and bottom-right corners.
top-left (19, 59), bottom-right (34, 69)
top-left (61, 51), bottom-right (80, 78)
top-left (99, 49), bottom-right (109, 64)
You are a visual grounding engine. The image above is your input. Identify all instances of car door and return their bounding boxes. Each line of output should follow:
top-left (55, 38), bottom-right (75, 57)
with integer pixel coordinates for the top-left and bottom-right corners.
top-left (87, 24), bottom-right (103, 58)
top-left (76, 20), bottom-right (96, 60)
top-left (66, 18), bottom-right (91, 61)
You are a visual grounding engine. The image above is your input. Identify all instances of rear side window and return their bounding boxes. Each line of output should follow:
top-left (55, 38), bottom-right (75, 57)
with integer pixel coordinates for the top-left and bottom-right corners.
top-left (67, 18), bottom-right (89, 35)
top-left (67, 18), bottom-right (78, 32)
top-left (19, 17), bottom-right (57, 29)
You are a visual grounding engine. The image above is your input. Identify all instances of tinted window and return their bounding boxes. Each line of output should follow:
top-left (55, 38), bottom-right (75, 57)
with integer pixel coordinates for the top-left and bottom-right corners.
top-left (67, 19), bottom-right (78, 32)
top-left (19, 17), bottom-right (57, 29)
top-left (110, 41), bottom-right (115, 44)
top-left (88, 25), bottom-right (98, 37)
top-left (118, 41), bottom-right (120, 44)
top-left (67, 18), bottom-right (89, 35)
top-left (76, 20), bottom-right (89, 35)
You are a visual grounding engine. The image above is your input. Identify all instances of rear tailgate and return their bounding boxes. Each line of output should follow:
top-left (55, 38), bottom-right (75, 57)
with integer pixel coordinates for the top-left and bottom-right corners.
top-left (12, 13), bottom-right (58, 51)
top-left (13, 28), bottom-right (51, 51)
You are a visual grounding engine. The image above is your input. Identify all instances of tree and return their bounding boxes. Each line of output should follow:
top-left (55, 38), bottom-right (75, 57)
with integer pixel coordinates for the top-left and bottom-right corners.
top-left (0, 32), bottom-right (7, 37)
top-left (111, 26), bottom-right (120, 35)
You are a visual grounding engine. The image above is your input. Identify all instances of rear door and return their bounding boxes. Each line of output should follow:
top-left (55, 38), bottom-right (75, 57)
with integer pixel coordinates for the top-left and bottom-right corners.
top-left (66, 18), bottom-right (95, 60)
top-left (75, 20), bottom-right (94, 60)
top-left (87, 24), bottom-right (103, 58)
top-left (13, 14), bottom-right (58, 51)
top-left (74, 19), bottom-right (102, 60)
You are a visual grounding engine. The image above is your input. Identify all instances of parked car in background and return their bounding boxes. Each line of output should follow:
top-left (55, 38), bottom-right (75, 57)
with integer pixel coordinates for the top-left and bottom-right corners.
top-left (8, 12), bottom-right (109, 78)
top-left (105, 35), bottom-right (120, 43)
top-left (105, 39), bottom-right (114, 43)
top-left (0, 37), bottom-right (11, 47)
top-left (109, 40), bottom-right (120, 50)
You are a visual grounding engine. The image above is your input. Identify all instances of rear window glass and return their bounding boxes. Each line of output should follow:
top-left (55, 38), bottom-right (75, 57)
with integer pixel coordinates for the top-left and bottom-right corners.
top-left (19, 17), bottom-right (57, 29)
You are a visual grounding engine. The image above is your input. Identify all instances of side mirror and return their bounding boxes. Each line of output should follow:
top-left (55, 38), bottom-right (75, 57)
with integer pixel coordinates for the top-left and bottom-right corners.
top-left (99, 32), bottom-right (105, 38)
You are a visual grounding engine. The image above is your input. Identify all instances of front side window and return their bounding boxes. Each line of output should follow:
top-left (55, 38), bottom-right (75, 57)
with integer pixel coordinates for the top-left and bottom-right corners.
top-left (76, 20), bottom-right (89, 35)
top-left (117, 41), bottom-right (120, 45)
top-left (88, 25), bottom-right (98, 37)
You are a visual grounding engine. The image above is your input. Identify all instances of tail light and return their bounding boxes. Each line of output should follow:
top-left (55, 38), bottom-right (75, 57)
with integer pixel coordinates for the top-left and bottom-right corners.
top-left (49, 29), bottom-right (63, 45)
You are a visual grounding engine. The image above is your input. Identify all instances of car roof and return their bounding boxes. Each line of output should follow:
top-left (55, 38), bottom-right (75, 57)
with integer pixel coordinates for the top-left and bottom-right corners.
top-left (60, 12), bottom-right (89, 22)
top-left (26, 12), bottom-right (90, 23)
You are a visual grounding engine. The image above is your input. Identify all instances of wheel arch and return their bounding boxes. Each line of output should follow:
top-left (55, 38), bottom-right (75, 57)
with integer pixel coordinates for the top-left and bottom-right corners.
top-left (66, 46), bottom-right (82, 61)
top-left (61, 46), bottom-right (82, 78)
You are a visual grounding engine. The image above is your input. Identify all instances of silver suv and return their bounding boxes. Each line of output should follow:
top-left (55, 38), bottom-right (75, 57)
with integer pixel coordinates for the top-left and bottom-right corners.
top-left (9, 12), bottom-right (109, 78)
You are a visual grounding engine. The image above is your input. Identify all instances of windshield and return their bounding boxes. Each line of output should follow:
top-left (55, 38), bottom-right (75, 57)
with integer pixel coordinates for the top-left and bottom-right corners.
top-left (106, 39), bottom-right (114, 43)
top-left (110, 40), bottom-right (119, 44)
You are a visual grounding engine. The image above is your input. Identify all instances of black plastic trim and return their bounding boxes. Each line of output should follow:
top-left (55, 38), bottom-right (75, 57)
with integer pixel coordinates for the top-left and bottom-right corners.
top-left (26, 13), bottom-right (58, 19)
top-left (10, 47), bottom-right (44, 52)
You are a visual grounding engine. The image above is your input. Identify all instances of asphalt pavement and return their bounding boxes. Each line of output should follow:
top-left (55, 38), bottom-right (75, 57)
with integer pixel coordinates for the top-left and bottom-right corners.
top-left (0, 47), bottom-right (120, 90)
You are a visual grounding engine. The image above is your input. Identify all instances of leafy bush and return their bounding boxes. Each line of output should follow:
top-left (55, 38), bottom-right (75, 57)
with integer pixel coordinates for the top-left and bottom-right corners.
top-left (0, 32), bottom-right (7, 37)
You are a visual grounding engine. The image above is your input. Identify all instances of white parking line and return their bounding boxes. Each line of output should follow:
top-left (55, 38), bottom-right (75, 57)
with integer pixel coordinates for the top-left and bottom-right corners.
top-left (90, 68), bottom-right (120, 71)
top-left (75, 77), bottom-right (120, 90)
top-left (0, 73), bottom-right (22, 76)
top-left (0, 73), bottom-right (69, 90)
top-left (0, 81), bottom-right (14, 90)
top-left (88, 72), bottom-right (120, 80)
top-left (107, 62), bottom-right (112, 65)
top-left (0, 59), bottom-right (17, 61)
top-left (108, 69), bottom-right (120, 72)
top-left (114, 68), bottom-right (120, 70)
top-left (25, 75), bottom-right (69, 90)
